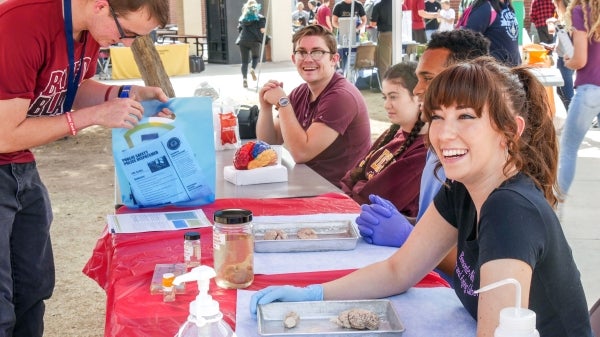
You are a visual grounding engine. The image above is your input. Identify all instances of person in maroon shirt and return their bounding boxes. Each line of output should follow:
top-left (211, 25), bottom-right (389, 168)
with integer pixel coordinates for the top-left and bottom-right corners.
top-left (0, 0), bottom-right (169, 335)
top-left (256, 25), bottom-right (371, 188)
top-left (340, 61), bottom-right (426, 218)
top-left (316, 0), bottom-right (333, 31)
top-left (406, 0), bottom-right (428, 43)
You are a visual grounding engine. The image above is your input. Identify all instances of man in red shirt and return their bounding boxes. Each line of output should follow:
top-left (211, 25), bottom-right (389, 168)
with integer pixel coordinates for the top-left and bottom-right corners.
top-left (405, 0), bottom-right (428, 43)
top-left (316, 0), bottom-right (333, 31)
top-left (530, 0), bottom-right (556, 44)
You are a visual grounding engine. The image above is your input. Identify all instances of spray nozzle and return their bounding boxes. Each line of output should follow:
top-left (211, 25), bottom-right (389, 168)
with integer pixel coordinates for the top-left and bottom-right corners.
top-left (173, 265), bottom-right (215, 294)
top-left (476, 278), bottom-right (539, 336)
top-left (173, 266), bottom-right (220, 318)
top-left (475, 278), bottom-right (521, 314)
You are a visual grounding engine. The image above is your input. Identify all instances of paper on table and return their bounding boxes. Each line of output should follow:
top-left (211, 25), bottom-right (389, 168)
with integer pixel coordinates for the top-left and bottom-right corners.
top-left (107, 209), bottom-right (211, 233)
top-left (252, 213), bottom-right (398, 274)
top-left (236, 288), bottom-right (477, 337)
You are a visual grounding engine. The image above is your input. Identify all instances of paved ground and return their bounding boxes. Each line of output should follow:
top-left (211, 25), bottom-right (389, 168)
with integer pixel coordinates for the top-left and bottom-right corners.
top-left (101, 60), bottom-right (599, 309)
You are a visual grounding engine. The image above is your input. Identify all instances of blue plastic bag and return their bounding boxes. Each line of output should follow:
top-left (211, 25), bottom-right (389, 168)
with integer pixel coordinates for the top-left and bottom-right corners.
top-left (112, 97), bottom-right (216, 208)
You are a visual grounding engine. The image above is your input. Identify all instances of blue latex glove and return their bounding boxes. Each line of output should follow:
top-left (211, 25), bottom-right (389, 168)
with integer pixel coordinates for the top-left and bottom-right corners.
top-left (249, 284), bottom-right (323, 316)
top-left (355, 194), bottom-right (414, 247)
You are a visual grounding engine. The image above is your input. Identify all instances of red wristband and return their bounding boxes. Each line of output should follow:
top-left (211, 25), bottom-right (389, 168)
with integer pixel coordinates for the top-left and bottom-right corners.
top-left (65, 112), bottom-right (77, 136)
top-left (104, 85), bottom-right (115, 101)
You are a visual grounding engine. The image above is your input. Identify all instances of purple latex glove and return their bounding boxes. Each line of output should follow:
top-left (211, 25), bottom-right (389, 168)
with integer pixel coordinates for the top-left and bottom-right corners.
top-left (250, 284), bottom-right (323, 316)
top-left (355, 194), bottom-right (414, 247)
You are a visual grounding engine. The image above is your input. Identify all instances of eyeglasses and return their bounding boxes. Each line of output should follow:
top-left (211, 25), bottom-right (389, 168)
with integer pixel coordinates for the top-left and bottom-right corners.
top-left (109, 5), bottom-right (141, 39)
top-left (293, 50), bottom-right (333, 60)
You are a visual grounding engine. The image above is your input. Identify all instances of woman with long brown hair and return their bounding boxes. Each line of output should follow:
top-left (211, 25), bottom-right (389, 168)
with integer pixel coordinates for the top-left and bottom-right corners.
top-left (251, 57), bottom-right (593, 337)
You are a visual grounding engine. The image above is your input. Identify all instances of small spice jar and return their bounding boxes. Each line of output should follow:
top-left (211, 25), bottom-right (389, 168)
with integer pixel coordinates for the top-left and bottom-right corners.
top-left (162, 273), bottom-right (176, 302)
top-left (213, 209), bottom-right (254, 289)
top-left (184, 231), bottom-right (201, 268)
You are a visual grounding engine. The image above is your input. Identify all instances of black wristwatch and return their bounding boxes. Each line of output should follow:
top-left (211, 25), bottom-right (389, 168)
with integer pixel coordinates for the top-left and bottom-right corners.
top-left (275, 96), bottom-right (290, 110)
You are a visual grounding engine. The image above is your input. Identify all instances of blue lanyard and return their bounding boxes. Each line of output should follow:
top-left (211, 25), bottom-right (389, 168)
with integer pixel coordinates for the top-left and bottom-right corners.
top-left (63, 0), bottom-right (88, 112)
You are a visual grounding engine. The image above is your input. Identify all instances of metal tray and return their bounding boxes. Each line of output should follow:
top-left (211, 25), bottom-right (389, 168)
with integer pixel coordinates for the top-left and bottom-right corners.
top-left (257, 299), bottom-right (405, 336)
top-left (253, 220), bottom-right (359, 253)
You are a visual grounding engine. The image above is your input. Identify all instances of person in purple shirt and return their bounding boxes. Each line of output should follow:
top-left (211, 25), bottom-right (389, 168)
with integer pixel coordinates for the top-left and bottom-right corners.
top-left (557, 0), bottom-right (600, 202)
top-left (256, 25), bottom-right (371, 188)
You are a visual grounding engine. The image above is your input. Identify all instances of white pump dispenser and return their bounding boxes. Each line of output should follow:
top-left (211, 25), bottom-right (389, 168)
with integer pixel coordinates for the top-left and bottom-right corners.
top-left (172, 265), bottom-right (236, 337)
top-left (475, 278), bottom-right (539, 337)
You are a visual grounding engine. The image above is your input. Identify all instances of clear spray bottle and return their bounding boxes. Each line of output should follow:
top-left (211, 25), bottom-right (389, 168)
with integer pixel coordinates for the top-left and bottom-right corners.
top-left (475, 278), bottom-right (540, 337)
top-left (172, 265), bottom-right (236, 337)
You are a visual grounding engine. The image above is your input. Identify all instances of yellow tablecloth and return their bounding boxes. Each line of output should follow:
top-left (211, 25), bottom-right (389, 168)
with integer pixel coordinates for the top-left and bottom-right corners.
top-left (109, 43), bottom-right (190, 80)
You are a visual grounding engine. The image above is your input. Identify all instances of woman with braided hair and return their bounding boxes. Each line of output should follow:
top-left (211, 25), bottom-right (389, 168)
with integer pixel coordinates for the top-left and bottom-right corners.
top-left (340, 61), bottom-right (427, 218)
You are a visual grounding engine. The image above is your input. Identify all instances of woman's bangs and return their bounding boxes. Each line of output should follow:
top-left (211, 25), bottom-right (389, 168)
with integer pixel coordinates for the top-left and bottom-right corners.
top-left (424, 63), bottom-right (491, 118)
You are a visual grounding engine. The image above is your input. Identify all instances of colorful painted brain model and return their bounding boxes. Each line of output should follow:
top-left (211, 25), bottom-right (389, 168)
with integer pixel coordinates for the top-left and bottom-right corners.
top-left (233, 141), bottom-right (278, 170)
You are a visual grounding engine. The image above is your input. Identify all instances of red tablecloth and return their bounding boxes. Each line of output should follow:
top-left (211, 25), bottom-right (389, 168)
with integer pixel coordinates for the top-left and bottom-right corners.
top-left (83, 193), bottom-right (449, 337)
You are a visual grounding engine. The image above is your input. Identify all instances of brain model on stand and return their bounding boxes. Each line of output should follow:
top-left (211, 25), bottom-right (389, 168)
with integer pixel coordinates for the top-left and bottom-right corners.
top-left (233, 141), bottom-right (278, 170)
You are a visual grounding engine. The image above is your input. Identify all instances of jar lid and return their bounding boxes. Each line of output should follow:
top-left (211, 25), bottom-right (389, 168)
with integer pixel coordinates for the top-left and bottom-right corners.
top-left (213, 209), bottom-right (253, 224)
top-left (184, 231), bottom-right (201, 240)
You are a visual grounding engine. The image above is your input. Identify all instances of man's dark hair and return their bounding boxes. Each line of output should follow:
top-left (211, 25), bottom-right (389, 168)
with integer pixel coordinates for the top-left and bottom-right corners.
top-left (427, 30), bottom-right (490, 65)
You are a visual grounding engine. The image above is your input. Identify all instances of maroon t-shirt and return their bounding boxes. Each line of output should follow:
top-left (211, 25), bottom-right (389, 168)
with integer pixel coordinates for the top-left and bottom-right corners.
top-left (340, 129), bottom-right (426, 216)
top-left (316, 4), bottom-right (332, 29)
top-left (0, 0), bottom-right (100, 164)
top-left (288, 73), bottom-right (371, 187)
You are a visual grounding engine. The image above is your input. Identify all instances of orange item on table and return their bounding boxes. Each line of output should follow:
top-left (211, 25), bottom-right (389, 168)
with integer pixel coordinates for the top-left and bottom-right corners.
top-left (219, 112), bottom-right (238, 146)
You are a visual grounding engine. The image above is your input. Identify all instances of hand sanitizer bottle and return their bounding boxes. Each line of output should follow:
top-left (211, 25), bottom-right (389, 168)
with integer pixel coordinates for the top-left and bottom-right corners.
top-left (475, 278), bottom-right (540, 337)
top-left (172, 266), bottom-right (236, 337)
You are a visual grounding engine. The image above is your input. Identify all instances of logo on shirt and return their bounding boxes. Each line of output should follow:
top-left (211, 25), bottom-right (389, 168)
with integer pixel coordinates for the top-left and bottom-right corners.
top-left (28, 57), bottom-right (92, 116)
top-left (500, 8), bottom-right (519, 41)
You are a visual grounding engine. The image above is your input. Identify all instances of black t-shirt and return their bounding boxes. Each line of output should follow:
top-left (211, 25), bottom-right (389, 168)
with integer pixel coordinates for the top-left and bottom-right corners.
top-left (332, 1), bottom-right (366, 19)
top-left (424, 0), bottom-right (442, 30)
top-left (434, 173), bottom-right (592, 337)
top-left (371, 0), bottom-right (393, 32)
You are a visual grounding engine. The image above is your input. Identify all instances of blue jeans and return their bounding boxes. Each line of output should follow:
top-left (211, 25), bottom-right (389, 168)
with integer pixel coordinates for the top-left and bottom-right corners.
top-left (558, 84), bottom-right (600, 194)
top-left (0, 162), bottom-right (54, 337)
top-left (556, 56), bottom-right (574, 111)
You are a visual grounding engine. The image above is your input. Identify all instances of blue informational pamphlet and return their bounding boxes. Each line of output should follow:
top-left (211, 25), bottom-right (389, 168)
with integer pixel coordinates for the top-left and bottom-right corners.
top-left (112, 97), bottom-right (216, 208)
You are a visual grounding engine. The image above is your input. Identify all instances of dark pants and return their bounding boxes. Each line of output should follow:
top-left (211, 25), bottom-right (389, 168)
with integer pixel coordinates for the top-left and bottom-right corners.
top-left (238, 40), bottom-right (261, 79)
top-left (412, 28), bottom-right (427, 44)
top-left (0, 163), bottom-right (54, 337)
top-left (556, 56), bottom-right (574, 111)
top-left (536, 25), bottom-right (554, 44)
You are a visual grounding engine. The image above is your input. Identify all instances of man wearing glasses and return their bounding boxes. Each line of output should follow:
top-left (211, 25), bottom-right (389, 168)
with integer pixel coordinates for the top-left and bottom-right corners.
top-left (256, 25), bottom-right (371, 188)
top-left (0, 0), bottom-right (169, 336)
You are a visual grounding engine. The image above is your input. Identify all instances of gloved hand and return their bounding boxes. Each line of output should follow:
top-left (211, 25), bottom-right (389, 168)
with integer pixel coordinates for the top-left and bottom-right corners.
top-left (356, 194), bottom-right (414, 247)
top-left (249, 284), bottom-right (323, 316)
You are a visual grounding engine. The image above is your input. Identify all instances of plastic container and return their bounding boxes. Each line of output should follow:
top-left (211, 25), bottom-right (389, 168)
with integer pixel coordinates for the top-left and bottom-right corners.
top-left (184, 231), bottom-right (201, 268)
top-left (162, 273), bottom-right (176, 302)
top-left (476, 278), bottom-right (540, 337)
top-left (194, 81), bottom-right (219, 100)
top-left (212, 209), bottom-right (254, 289)
top-left (173, 266), bottom-right (236, 337)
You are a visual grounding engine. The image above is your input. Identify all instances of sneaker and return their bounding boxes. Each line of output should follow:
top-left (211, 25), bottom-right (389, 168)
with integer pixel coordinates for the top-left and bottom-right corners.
top-left (250, 68), bottom-right (257, 81)
top-left (243, 79), bottom-right (248, 88)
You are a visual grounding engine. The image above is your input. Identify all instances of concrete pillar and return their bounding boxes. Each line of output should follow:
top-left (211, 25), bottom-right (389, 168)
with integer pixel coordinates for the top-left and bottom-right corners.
top-left (181, 0), bottom-right (203, 35)
top-left (267, 0), bottom-right (293, 62)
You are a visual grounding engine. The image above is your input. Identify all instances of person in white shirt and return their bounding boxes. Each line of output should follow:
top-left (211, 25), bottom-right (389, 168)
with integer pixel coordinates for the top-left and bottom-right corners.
top-left (438, 0), bottom-right (456, 31)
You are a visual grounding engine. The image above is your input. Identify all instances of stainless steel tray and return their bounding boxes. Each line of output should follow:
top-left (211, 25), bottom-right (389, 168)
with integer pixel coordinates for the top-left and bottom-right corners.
top-left (253, 220), bottom-right (359, 253)
top-left (257, 299), bottom-right (405, 336)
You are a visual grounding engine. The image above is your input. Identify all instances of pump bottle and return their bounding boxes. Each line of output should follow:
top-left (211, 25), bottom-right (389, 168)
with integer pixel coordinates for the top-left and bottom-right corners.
top-left (475, 278), bottom-right (540, 337)
top-left (172, 265), bottom-right (236, 337)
